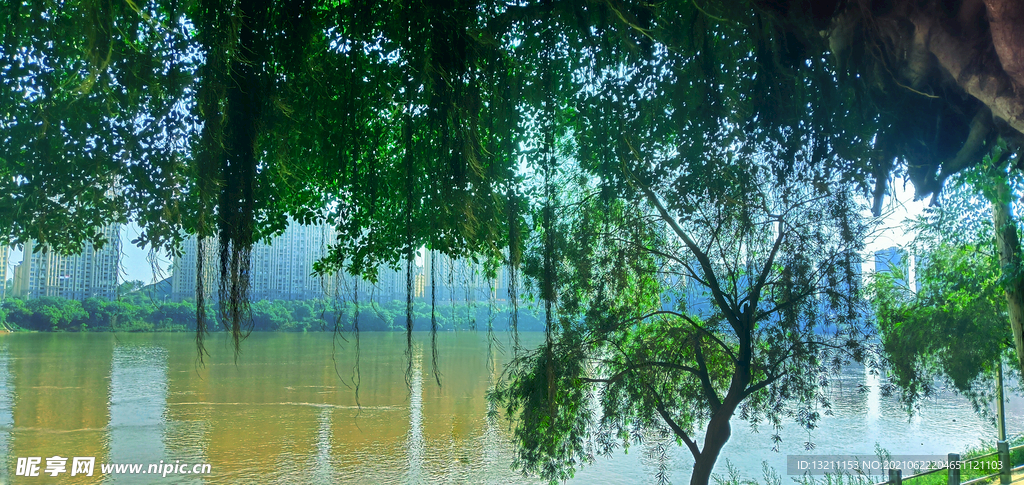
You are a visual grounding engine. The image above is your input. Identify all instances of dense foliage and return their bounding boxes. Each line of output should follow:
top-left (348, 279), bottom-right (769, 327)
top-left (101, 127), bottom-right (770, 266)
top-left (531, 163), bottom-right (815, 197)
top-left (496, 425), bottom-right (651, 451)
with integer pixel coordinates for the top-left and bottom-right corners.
top-left (4, 1), bottom-right (1024, 483)
top-left (868, 156), bottom-right (1024, 412)
top-left (5, 0), bottom-right (1024, 269)
top-left (0, 294), bottom-right (542, 333)
top-left (2, 296), bottom-right (204, 332)
top-left (0, 0), bottom-right (889, 352)
top-left (491, 68), bottom-right (877, 481)
top-left (869, 245), bottom-right (1017, 412)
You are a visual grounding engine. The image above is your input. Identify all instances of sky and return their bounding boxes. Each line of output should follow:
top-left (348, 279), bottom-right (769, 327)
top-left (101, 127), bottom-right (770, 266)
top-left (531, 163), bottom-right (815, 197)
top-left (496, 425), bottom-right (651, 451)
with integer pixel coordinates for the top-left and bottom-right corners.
top-left (119, 222), bottom-right (173, 284)
top-left (7, 222), bottom-right (171, 286)
top-left (863, 176), bottom-right (930, 255)
top-left (5, 178), bottom-right (930, 286)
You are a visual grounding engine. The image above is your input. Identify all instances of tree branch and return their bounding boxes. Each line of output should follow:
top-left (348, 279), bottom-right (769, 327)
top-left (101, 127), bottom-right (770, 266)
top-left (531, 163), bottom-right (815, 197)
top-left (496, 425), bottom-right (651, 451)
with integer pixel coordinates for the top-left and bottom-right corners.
top-left (654, 398), bottom-right (701, 461)
top-left (604, 233), bottom-right (712, 287)
top-left (741, 215), bottom-right (785, 316)
top-left (620, 145), bottom-right (740, 329)
top-left (742, 371), bottom-right (787, 399)
top-left (669, 310), bottom-right (738, 363)
top-left (694, 343), bottom-right (723, 411)
top-left (911, 12), bottom-right (1024, 135)
top-left (581, 360), bottom-right (701, 384)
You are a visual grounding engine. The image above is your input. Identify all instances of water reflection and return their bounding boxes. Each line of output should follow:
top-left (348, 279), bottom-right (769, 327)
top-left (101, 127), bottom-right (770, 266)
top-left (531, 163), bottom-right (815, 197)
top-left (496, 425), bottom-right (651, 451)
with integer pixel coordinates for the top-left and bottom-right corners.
top-left (711, 363), bottom-right (1018, 481)
top-left (865, 364), bottom-right (881, 423)
top-left (312, 407), bottom-right (332, 483)
top-left (0, 332), bottom-right (1019, 484)
top-left (9, 334), bottom-right (113, 484)
top-left (407, 344), bottom-right (423, 484)
top-left (0, 344), bottom-right (12, 484)
top-left (108, 344), bottom-right (168, 484)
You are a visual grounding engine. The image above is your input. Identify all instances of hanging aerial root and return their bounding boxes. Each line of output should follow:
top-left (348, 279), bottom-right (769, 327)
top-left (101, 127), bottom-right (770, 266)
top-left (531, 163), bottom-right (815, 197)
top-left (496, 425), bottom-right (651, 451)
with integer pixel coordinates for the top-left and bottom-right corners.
top-left (405, 256), bottom-right (414, 389)
top-left (195, 235), bottom-right (209, 366)
top-left (351, 277), bottom-right (362, 412)
top-left (219, 239), bottom-right (253, 361)
top-left (430, 250), bottom-right (442, 386)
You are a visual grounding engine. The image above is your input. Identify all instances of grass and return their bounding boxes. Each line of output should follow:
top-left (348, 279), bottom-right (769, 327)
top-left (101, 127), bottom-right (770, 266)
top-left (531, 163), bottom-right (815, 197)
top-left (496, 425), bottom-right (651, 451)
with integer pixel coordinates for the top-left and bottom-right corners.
top-left (902, 437), bottom-right (1024, 485)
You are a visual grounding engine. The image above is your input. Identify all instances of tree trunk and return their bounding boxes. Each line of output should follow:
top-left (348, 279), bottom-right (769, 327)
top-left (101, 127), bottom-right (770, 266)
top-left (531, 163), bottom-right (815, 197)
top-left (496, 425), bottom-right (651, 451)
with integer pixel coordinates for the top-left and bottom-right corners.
top-left (991, 169), bottom-right (1024, 376)
top-left (690, 405), bottom-right (736, 485)
top-left (984, 0), bottom-right (1024, 90)
top-left (910, 12), bottom-right (1024, 136)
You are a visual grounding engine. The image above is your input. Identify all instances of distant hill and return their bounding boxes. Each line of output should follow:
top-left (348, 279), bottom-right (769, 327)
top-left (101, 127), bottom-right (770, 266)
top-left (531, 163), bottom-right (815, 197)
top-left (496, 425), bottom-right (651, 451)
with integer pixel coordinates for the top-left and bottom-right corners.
top-left (135, 277), bottom-right (172, 300)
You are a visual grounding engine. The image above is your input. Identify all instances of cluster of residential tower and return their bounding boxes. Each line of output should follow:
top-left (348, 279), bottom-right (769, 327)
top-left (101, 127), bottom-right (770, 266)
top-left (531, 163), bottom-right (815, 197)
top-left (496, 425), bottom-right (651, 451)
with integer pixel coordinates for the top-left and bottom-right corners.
top-left (2, 222), bottom-right (511, 304)
top-left (2, 226), bottom-right (915, 304)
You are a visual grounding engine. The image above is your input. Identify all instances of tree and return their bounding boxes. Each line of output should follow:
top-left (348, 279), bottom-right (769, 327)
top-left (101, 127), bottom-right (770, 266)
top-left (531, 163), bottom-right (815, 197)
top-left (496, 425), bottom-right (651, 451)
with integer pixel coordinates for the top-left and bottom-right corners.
top-left (742, 0), bottom-right (1024, 204)
top-left (82, 297), bottom-right (113, 330)
top-left (1, 0), bottom-right (531, 351)
top-left (0, 0), bottom-right (896, 353)
top-left (0, 298), bottom-right (32, 330)
top-left (869, 243), bottom-right (1016, 411)
top-left (494, 120), bottom-right (873, 484)
top-left (751, 0), bottom-right (1024, 375)
top-left (24, 297), bottom-right (89, 331)
top-left (987, 153), bottom-right (1024, 376)
top-left (868, 154), bottom-right (1023, 410)
top-left (117, 280), bottom-right (146, 296)
top-left (3, 0), bottom-right (1012, 365)
top-left (146, 300), bottom-right (198, 331)
top-left (250, 300), bottom-right (291, 331)
top-left (3, 2), bottom-right (1023, 478)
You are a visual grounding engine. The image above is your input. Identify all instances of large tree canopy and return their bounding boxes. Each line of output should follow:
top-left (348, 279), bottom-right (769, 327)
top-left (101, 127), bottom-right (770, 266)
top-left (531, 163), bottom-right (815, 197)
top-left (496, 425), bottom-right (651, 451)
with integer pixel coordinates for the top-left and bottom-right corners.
top-left (5, 1), bottom-right (1024, 482)
top-left (3, 0), bottom-right (1024, 387)
top-left (759, 0), bottom-right (1024, 204)
top-left (493, 132), bottom-right (873, 484)
top-left (4, 0), bottom-right (1023, 259)
top-left (0, 0), bottom-right (871, 343)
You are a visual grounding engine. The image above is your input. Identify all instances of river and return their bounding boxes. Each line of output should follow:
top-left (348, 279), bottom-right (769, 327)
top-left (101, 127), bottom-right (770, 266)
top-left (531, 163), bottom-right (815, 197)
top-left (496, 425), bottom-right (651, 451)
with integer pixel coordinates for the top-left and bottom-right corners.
top-left (0, 332), bottom-right (1020, 484)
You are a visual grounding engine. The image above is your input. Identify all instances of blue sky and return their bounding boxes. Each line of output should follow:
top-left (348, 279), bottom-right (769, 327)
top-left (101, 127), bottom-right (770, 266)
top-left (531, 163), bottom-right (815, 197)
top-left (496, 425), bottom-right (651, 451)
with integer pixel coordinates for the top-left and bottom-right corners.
top-left (7, 222), bottom-right (170, 285)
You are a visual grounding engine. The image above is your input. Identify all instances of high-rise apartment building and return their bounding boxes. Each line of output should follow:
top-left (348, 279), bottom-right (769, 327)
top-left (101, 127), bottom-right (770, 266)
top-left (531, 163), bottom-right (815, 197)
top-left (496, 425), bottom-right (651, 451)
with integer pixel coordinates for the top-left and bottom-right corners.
top-left (420, 251), bottom-right (496, 303)
top-left (172, 223), bottom-right (341, 302)
top-left (12, 258), bottom-right (29, 298)
top-left (251, 224), bottom-right (337, 301)
top-left (0, 245), bottom-right (9, 299)
top-left (875, 246), bottom-right (908, 288)
top-left (170, 224), bottom-right (522, 304)
top-left (169, 236), bottom-right (220, 302)
top-left (16, 224), bottom-right (121, 301)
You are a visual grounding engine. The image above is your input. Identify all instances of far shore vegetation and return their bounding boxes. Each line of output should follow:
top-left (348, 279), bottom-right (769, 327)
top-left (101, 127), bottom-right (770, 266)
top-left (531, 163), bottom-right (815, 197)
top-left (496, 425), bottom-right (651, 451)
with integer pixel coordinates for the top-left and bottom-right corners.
top-left (0, 281), bottom-right (543, 334)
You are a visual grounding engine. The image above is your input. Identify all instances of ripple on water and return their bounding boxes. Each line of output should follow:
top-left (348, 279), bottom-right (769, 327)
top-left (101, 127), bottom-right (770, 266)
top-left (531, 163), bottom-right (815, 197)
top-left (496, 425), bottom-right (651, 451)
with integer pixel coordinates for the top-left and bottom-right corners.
top-left (1, 333), bottom-right (1019, 485)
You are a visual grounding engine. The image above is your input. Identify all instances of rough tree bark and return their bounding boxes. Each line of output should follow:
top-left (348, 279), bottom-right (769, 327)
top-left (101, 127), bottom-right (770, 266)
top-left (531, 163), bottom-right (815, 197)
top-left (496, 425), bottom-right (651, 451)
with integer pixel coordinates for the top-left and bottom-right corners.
top-left (910, 11), bottom-right (1024, 136)
top-left (691, 407), bottom-right (735, 485)
top-left (690, 371), bottom-right (748, 485)
top-left (990, 167), bottom-right (1024, 375)
top-left (984, 0), bottom-right (1024, 90)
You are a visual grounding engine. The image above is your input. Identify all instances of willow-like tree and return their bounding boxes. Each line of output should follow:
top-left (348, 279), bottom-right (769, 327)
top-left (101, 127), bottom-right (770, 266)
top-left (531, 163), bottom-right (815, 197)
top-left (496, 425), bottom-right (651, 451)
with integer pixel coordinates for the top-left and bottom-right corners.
top-left (494, 142), bottom-right (873, 485)
top-left (491, 11), bottom-right (876, 479)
